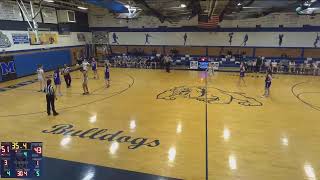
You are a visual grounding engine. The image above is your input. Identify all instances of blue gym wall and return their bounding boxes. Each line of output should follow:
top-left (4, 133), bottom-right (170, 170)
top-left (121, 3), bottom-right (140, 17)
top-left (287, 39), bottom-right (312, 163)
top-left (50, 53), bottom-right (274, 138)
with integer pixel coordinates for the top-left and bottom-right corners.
top-left (14, 49), bottom-right (71, 77)
top-left (0, 46), bottom-right (85, 82)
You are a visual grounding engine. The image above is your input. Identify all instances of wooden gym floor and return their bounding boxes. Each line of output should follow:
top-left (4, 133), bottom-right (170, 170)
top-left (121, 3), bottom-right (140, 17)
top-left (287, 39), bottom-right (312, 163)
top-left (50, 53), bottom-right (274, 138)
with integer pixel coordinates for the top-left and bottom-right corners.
top-left (0, 68), bottom-right (319, 180)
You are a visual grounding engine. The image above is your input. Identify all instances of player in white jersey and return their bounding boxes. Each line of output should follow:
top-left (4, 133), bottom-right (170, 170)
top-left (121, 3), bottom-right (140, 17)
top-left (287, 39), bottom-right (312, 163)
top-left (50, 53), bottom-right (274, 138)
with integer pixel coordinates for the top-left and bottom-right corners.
top-left (37, 64), bottom-right (45, 92)
top-left (82, 59), bottom-right (90, 72)
top-left (81, 59), bottom-right (90, 95)
top-left (312, 61), bottom-right (319, 76)
top-left (207, 62), bottom-right (214, 76)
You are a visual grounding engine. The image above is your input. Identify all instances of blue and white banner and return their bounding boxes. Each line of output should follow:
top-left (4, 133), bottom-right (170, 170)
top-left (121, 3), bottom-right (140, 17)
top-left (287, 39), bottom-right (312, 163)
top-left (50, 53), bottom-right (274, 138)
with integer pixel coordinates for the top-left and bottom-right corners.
top-left (12, 33), bottom-right (29, 44)
top-left (198, 61), bottom-right (209, 70)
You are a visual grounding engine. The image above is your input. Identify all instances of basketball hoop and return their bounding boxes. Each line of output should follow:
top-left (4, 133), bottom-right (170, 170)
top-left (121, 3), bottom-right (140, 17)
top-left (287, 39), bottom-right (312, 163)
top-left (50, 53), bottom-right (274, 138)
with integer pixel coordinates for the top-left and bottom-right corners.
top-left (27, 28), bottom-right (56, 48)
top-left (16, 0), bottom-right (47, 44)
top-left (27, 28), bottom-right (40, 45)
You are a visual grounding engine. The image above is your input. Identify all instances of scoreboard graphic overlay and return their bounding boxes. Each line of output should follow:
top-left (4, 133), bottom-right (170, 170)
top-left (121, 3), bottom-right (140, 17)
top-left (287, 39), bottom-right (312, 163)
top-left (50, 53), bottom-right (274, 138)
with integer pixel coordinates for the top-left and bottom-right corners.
top-left (1, 142), bottom-right (42, 178)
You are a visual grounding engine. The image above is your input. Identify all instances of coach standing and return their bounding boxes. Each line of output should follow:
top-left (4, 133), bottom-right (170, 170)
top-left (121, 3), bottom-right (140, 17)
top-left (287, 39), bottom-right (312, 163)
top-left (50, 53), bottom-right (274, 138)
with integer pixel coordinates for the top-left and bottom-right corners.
top-left (63, 64), bottom-right (72, 88)
top-left (45, 79), bottom-right (58, 116)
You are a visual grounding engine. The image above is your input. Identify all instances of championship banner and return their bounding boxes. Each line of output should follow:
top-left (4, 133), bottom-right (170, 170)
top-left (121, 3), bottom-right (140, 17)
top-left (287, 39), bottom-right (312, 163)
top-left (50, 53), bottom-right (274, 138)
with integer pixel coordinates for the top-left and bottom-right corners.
top-left (190, 61), bottom-right (198, 69)
top-left (29, 32), bottom-right (58, 45)
top-left (93, 31), bottom-right (108, 44)
top-left (23, 4), bottom-right (42, 23)
top-left (0, 56), bottom-right (17, 81)
top-left (42, 7), bottom-right (58, 24)
top-left (0, 1), bottom-right (23, 21)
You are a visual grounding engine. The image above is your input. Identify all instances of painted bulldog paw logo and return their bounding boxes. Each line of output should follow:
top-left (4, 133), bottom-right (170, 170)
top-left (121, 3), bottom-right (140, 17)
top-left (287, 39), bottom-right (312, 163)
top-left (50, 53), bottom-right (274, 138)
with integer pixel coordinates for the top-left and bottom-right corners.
top-left (157, 86), bottom-right (262, 107)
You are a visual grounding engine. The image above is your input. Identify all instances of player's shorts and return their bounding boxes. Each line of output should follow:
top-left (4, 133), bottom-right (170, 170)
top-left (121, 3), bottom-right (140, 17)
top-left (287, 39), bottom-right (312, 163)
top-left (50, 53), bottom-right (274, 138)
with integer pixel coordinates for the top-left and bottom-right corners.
top-left (83, 79), bottom-right (88, 84)
top-left (83, 75), bottom-right (88, 84)
top-left (240, 72), bottom-right (245, 77)
top-left (105, 73), bottom-right (110, 80)
top-left (38, 76), bottom-right (43, 81)
top-left (265, 82), bottom-right (271, 88)
top-left (54, 79), bottom-right (61, 85)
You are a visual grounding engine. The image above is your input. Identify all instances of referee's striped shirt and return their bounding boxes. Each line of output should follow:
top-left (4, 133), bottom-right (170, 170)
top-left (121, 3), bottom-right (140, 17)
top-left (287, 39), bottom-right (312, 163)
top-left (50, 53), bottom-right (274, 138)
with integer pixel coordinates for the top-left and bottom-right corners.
top-left (46, 85), bottom-right (55, 96)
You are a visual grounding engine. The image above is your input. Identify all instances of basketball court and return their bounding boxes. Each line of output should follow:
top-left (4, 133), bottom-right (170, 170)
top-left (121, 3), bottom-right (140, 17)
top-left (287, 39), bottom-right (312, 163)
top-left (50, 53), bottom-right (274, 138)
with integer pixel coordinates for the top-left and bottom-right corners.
top-left (0, 68), bottom-right (319, 180)
top-left (1, 0), bottom-right (320, 179)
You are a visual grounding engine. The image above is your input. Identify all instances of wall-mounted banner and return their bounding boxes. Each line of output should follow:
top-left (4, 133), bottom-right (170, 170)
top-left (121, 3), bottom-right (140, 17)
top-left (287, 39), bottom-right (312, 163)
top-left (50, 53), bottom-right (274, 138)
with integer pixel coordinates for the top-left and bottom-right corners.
top-left (0, 1), bottom-right (23, 21)
top-left (0, 56), bottom-right (17, 81)
top-left (77, 33), bottom-right (86, 42)
top-left (42, 7), bottom-right (58, 24)
top-left (190, 61), bottom-right (198, 69)
top-left (23, 4), bottom-right (42, 23)
top-left (211, 62), bottom-right (220, 70)
top-left (93, 31), bottom-right (108, 44)
top-left (199, 61), bottom-right (209, 70)
top-left (0, 31), bottom-right (12, 48)
top-left (29, 32), bottom-right (58, 45)
top-left (12, 33), bottom-right (29, 44)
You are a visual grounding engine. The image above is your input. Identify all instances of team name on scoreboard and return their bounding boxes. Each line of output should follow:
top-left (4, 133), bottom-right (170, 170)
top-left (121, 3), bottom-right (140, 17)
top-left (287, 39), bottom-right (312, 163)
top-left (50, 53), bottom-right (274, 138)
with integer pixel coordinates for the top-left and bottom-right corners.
top-left (42, 124), bottom-right (160, 149)
top-left (0, 142), bottom-right (42, 178)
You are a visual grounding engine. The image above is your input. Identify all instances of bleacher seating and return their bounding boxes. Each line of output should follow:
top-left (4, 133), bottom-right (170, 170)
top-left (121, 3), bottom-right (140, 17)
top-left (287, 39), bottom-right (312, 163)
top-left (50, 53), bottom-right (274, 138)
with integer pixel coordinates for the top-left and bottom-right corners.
top-left (102, 54), bottom-right (319, 75)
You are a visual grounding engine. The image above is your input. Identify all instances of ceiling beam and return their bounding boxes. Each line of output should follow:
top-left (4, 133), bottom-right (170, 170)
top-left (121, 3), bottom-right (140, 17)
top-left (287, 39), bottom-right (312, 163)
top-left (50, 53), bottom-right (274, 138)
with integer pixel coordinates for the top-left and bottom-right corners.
top-left (133, 0), bottom-right (166, 23)
top-left (209, 0), bottom-right (230, 18)
top-left (13, 0), bottom-right (88, 12)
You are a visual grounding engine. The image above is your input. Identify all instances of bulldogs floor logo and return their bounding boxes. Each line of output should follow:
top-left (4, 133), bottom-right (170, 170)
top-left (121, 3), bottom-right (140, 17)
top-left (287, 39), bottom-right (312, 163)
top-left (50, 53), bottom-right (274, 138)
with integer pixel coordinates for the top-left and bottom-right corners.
top-left (157, 86), bottom-right (263, 106)
top-left (42, 124), bottom-right (160, 150)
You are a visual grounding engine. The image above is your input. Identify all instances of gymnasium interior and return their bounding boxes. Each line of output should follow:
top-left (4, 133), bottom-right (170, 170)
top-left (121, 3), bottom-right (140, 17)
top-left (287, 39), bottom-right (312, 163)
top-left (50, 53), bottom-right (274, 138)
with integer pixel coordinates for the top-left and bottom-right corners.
top-left (0, 0), bottom-right (320, 180)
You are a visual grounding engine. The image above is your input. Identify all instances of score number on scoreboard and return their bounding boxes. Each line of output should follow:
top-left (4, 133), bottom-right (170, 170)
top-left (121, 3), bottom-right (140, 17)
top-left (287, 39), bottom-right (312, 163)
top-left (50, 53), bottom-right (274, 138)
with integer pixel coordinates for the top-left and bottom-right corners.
top-left (0, 142), bottom-right (42, 178)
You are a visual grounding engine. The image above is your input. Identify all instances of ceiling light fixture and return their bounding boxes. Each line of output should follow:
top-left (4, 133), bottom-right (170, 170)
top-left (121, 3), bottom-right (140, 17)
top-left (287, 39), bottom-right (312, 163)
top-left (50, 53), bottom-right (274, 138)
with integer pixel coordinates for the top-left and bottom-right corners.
top-left (304, 0), bottom-right (317, 6)
top-left (78, 6), bottom-right (88, 10)
top-left (44, 0), bottom-right (54, 2)
top-left (180, 3), bottom-right (187, 8)
top-left (242, 6), bottom-right (264, 9)
top-left (297, 7), bottom-right (320, 14)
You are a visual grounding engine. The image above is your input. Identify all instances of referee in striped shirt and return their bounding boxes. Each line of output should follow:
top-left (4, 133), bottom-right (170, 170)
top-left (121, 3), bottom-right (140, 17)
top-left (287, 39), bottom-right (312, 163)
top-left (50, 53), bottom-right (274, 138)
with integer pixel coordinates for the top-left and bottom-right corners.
top-left (46, 79), bottom-right (58, 116)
